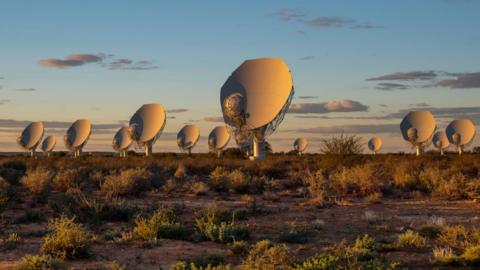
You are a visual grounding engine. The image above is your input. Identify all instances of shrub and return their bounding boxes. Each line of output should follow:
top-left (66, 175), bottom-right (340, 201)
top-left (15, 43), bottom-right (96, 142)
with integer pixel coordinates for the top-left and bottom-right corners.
top-left (101, 168), bottom-right (152, 197)
top-left (175, 163), bottom-right (188, 179)
top-left (228, 170), bottom-right (251, 194)
top-left (229, 240), bottom-right (248, 255)
top-left (133, 205), bottom-right (189, 242)
top-left (21, 167), bottom-right (53, 196)
top-left (187, 181), bottom-right (209, 196)
top-left (172, 254), bottom-right (227, 270)
top-left (41, 216), bottom-right (91, 259)
top-left (396, 230), bottom-right (427, 249)
top-left (432, 246), bottom-right (458, 266)
top-left (437, 225), bottom-right (470, 249)
top-left (418, 224), bottom-right (443, 239)
top-left (16, 254), bottom-right (63, 270)
top-left (463, 245), bottom-right (480, 266)
top-left (279, 222), bottom-right (309, 244)
top-left (52, 169), bottom-right (81, 192)
top-left (1, 232), bottom-right (22, 251)
top-left (209, 167), bottom-right (229, 192)
top-left (195, 206), bottom-right (249, 243)
top-left (240, 240), bottom-right (293, 270)
top-left (319, 133), bottom-right (363, 155)
top-left (0, 176), bottom-right (11, 210)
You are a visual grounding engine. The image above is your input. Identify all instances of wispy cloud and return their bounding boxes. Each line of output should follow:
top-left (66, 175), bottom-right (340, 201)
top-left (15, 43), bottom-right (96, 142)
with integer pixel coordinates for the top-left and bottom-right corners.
top-left (39, 54), bottom-right (103, 68)
top-left (285, 124), bottom-right (398, 134)
top-left (15, 88), bottom-right (36, 92)
top-left (298, 55), bottom-right (315, 61)
top-left (276, 8), bottom-right (381, 30)
top-left (0, 99), bottom-right (11, 105)
top-left (203, 116), bottom-right (224, 122)
top-left (367, 71), bottom-right (438, 81)
top-left (436, 72), bottom-right (480, 89)
top-left (39, 53), bottom-right (158, 71)
top-left (296, 96), bottom-right (318, 99)
top-left (375, 83), bottom-right (409, 91)
top-left (289, 99), bottom-right (369, 114)
top-left (166, 109), bottom-right (189, 113)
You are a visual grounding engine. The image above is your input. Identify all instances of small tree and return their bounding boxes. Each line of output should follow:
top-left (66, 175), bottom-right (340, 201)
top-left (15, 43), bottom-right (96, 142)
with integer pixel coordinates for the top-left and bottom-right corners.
top-left (319, 133), bottom-right (363, 155)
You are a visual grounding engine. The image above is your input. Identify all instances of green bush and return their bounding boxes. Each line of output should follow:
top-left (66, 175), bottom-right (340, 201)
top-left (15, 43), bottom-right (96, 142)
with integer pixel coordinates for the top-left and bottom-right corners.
top-left (16, 254), bottom-right (63, 270)
top-left (172, 254), bottom-right (227, 270)
top-left (195, 206), bottom-right (249, 243)
top-left (463, 245), bottom-right (480, 266)
top-left (41, 216), bottom-right (91, 259)
top-left (240, 240), bottom-right (292, 270)
top-left (21, 167), bottom-right (53, 196)
top-left (101, 168), bottom-right (152, 197)
top-left (396, 230), bottom-right (427, 249)
top-left (279, 222), bottom-right (309, 244)
top-left (209, 167), bottom-right (229, 192)
top-left (133, 205), bottom-right (189, 242)
top-left (228, 170), bottom-right (251, 194)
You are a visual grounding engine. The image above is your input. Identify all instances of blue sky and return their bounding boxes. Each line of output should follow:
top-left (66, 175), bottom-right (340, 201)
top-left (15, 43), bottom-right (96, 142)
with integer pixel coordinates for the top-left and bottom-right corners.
top-left (1, 0), bottom-right (479, 153)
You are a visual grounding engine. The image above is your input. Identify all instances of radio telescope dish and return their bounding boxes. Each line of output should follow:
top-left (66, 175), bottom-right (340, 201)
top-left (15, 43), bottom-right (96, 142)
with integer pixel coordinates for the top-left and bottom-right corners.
top-left (293, 137), bottom-right (308, 156)
top-left (446, 119), bottom-right (476, 155)
top-left (368, 136), bottom-right (382, 154)
top-left (112, 126), bottom-right (133, 157)
top-left (220, 57), bottom-right (294, 160)
top-left (129, 103), bottom-right (166, 157)
top-left (177, 124), bottom-right (200, 155)
top-left (17, 121), bottom-right (44, 157)
top-left (208, 126), bottom-right (231, 157)
top-left (432, 130), bottom-right (449, 156)
top-left (63, 119), bottom-right (91, 158)
top-left (41, 135), bottom-right (56, 157)
top-left (400, 111), bottom-right (436, 156)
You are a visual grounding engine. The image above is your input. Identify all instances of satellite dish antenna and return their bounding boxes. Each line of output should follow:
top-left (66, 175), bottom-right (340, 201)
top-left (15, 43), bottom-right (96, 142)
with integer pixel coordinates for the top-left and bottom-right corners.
top-left (446, 119), bottom-right (476, 155)
top-left (293, 137), bottom-right (308, 156)
top-left (41, 135), bottom-right (56, 157)
top-left (368, 136), bottom-right (382, 155)
top-left (129, 103), bottom-right (166, 157)
top-left (400, 111), bottom-right (436, 156)
top-left (177, 124), bottom-right (200, 155)
top-left (208, 126), bottom-right (231, 157)
top-left (432, 130), bottom-right (449, 156)
top-left (112, 126), bottom-right (133, 157)
top-left (220, 57), bottom-right (294, 160)
top-left (17, 121), bottom-right (44, 157)
top-left (63, 119), bottom-right (92, 158)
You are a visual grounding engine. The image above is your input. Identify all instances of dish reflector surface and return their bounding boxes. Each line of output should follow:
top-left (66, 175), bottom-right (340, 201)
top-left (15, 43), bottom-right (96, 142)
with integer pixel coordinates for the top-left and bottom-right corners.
top-left (65, 119), bottom-right (91, 149)
top-left (112, 126), bottom-right (133, 151)
top-left (400, 111), bottom-right (436, 144)
top-left (446, 119), bottom-right (476, 146)
top-left (433, 130), bottom-right (450, 149)
top-left (208, 126), bottom-right (230, 151)
top-left (293, 137), bottom-right (308, 152)
top-left (129, 103), bottom-right (166, 144)
top-left (18, 122), bottom-right (44, 150)
top-left (41, 135), bottom-right (56, 152)
top-left (368, 136), bottom-right (382, 152)
top-left (177, 124), bottom-right (200, 150)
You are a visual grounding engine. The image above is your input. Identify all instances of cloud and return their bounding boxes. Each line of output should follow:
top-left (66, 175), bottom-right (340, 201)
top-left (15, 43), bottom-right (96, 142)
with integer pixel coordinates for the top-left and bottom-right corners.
top-left (167, 116), bottom-right (176, 119)
top-left (286, 124), bottom-right (398, 134)
top-left (203, 116), bottom-right (224, 122)
top-left (436, 72), bottom-right (480, 89)
top-left (298, 55), bottom-right (315, 61)
top-left (15, 88), bottom-right (36, 92)
top-left (289, 99), bottom-right (369, 114)
top-left (108, 59), bottom-right (158, 70)
top-left (39, 54), bottom-right (103, 68)
top-left (375, 83), bottom-right (409, 91)
top-left (0, 119), bottom-right (121, 130)
top-left (276, 8), bottom-right (380, 29)
top-left (296, 96), bottom-right (318, 99)
top-left (166, 109), bottom-right (189, 113)
top-left (0, 99), bottom-right (11, 105)
top-left (409, 102), bottom-right (429, 107)
top-left (39, 53), bottom-right (158, 71)
top-left (367, 71), bottom-right (438, 81)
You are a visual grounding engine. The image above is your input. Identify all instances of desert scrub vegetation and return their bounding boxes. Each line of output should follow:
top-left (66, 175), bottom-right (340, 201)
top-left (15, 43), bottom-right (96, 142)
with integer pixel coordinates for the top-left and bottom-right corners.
top-left (195, 206), bottom-right (249, 243)
top-left (319, 133), bottom-right (363, 156)
top-left (101, 167), bottom-right (152, 197)
top-left (16, 254), bottom-right (63, 270)
top-left (41, 216), bottom-right (91, 259)
top-left (239, 240), bottom-right (292, 270)
top-left (132, 205), bottom-right (189, 243)
top-left (172, 254), bottom-right (229, 270)
top-left (396, 230), bottom-right (427, 249)
top-left (0, 176), bottom-right (11, 211)
top-left (279, 222), bottom-right (310, 244)
top-left (1, 232), bottom-right (22, 251)
top-left (21, 167), bottom-right (54, 196)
